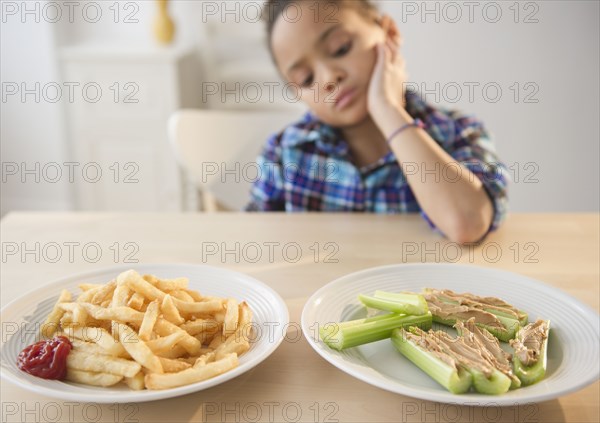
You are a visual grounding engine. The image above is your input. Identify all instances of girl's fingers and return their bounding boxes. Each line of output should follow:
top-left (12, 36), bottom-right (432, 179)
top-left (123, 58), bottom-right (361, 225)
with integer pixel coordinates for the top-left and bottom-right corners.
top-left (375, 42), bottom-right (386, 70)
top-left (385, 38), bottom-right (396, 63)
top-left (386, 38), bottom-right (397, 63)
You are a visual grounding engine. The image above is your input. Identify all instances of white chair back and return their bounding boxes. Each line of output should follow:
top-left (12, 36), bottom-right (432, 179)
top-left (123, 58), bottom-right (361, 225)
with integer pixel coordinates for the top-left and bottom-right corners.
top-left (169, 109), bottom-right (303, 211)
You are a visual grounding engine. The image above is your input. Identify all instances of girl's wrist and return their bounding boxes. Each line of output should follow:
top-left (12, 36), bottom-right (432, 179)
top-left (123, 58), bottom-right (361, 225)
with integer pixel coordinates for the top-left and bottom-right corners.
top-left (370, 95), bottom-right (401, 115)
top-left (370, 101), bottom-right (413, 138)
top-left (386, 119), bottom-right (425, 144)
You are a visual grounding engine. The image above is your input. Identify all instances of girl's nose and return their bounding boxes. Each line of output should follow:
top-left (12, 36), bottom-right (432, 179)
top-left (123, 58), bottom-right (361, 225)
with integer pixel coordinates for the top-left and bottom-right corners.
top-left (319, 63), bottom-right (345, 92)
top-left (324, 81), bottom-right (338, 92)
top-left (323, 72), bottom-right (344, 93)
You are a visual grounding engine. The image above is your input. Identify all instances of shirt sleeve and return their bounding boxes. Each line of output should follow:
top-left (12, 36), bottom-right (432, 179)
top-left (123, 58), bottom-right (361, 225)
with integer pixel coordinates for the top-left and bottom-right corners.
top-left (420, 112), bottom-right (510, 236)
top-left (245, 133), bottom-right (286, 211)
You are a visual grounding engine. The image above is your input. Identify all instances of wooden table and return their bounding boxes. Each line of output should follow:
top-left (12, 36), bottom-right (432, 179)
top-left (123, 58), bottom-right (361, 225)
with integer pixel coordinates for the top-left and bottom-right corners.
top-left (1, 213), bottom-right (598, 423)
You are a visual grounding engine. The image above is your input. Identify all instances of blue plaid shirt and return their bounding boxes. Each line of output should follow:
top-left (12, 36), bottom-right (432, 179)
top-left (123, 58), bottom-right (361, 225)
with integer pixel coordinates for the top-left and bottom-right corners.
top-left (246, 91), bottom-right (508, 234)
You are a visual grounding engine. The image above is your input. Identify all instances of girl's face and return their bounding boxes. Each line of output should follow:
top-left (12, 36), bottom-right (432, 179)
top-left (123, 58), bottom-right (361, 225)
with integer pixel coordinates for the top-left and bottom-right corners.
top-left (271, 2), bottom-right (387, 127)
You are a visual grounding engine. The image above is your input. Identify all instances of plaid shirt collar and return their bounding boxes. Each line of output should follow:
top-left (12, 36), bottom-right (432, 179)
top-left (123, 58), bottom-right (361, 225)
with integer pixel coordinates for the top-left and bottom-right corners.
top-left (280, 90), bottom-right (432, 170)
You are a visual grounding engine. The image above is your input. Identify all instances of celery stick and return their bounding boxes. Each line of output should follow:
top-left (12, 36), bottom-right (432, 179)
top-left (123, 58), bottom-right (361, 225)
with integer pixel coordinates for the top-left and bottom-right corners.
top-left (364, 291), bottom-right (429, 315)
top-left (493, 315), bottom-right (521, 341)
top-left (469, 368), bottom-right (512, 395)
top-left (320, 313), bottom-right (432, 351)
top-left (335, 313), bottom-right (398, 328)
top-left (512, 321), bottom-right (550, 386)
top-left (358, 294), bottom-right (428, 316)
top-left (454, 321), bottom-right (521, 390)
top-left (509, 375), bottom-right (522, 390)
top-left (431, 330), bottom-right (512, 395)
top-left (431, 314), bottom-right (519, 342)
top-left (391, 328), bottom-right (472, 394)
top-left (482, 307), bottom-right (529, 326)
top-left (424, 289), bottom-right (523, 340)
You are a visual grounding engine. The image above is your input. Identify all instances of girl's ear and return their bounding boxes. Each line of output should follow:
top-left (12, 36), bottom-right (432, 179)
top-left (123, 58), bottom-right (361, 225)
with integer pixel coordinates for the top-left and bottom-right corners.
top-left (378, 14), bottom-right (402, 46)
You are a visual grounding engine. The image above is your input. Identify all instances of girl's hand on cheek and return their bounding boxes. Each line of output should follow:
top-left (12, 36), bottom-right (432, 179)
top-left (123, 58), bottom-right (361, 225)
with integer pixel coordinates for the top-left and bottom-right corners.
top-left (367, 41), bottom-right (407, 120)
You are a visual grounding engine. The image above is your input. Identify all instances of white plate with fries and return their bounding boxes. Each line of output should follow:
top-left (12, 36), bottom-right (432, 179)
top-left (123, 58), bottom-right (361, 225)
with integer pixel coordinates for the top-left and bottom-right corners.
top-left (301, 263), bottom-right (600, 405)
top-left (0, 264), bottom-right (289, 403)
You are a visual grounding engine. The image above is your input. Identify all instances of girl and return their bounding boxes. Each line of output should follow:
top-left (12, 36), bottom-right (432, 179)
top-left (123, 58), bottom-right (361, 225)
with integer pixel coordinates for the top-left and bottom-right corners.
top-left (247, 0), bottom-right (508, 244)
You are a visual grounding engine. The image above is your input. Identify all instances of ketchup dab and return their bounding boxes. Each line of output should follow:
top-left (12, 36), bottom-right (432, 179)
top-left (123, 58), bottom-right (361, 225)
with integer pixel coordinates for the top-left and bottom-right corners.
top-left (17, 336), bottom-right (72, 380)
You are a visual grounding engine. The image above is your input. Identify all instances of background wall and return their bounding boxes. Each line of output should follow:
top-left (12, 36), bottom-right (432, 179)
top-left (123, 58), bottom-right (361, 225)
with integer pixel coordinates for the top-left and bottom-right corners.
top-left (1, 4), bottom-right (70, 211)
top-left (1, 0), bottom-right (598, 213)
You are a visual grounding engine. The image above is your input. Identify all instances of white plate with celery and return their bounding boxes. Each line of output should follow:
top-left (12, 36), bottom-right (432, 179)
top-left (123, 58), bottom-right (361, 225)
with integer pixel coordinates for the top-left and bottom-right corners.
top-left (300, 263), bottom-right (599, 405)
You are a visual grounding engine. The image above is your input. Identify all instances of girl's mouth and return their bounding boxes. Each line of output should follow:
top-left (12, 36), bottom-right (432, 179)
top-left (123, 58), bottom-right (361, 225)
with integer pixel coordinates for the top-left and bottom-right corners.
top-left (335, 88), bottom-right (357, 110)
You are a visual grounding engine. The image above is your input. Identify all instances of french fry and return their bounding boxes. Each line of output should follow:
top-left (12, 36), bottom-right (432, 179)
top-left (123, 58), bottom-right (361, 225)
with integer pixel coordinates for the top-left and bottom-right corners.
top-left (208, 333), bottom-right (227, 350)
top-left (193, 351), bottom-right (216, 367)
top-left (235, 302), bottom-right (254, 342)
top-left (214, 336), bottom-right (250, 361)
top-left (202, 295), bottom-right (225, 302)
top-left (70, 339), bottom-right (110, 356)
top-left (60, 312), bottom-right (74, 328)
top-left (184, 289), bottom-right (204, 302)
top-left (171, 298), bottom-right (223, 316)
top-left (35, 270), bottom-right (252, 391)
top-left (154, 318), bottom-right (202, 355)
top-left (76, 286), bottom-right (101, 303)
top-left (111, 284), bottom-right (131, 307)
top-left (161, 295), bottom-right (185, 325)
top-left (178, 357), bottom-right (198, 366)
top-left (64, 326), bottom-right (128, 357)
top-left (91, 281), bottom-right (116, 305)
top-left (179, 349), bottom-right (214, 365)
top-left (237, 302), bottom-right (252, 329)
top-left (40, 289), bottom-right (71, 338)
top-left (144, 274), bottom-right (189, 291)
top-left (67, 350), bottom-right (141, 377)
top-left (78, 283), bottom-right (102, 291)
top-left (142, 274), bottom-right (159, 284)
top-left (138, 300), bottom-right (159, 341)
top-left (79, 303), bottom-right (144, 324)
top-left (196, 330), bottom-right (219, 345)
top-left (223, 299), bottom-right (239, 336)
top-left (155, 278), bottom-right (189, 292)
top-left (124, 271), bottom-right (167, 301)
top-left (170, 290), bottom-right (194, 302)
top-left (97, 320), bottom-right (113, 332)
top-left (124, 371), bottom-right (145, 390)
top-left (66, 368), bottom-right (123, 387)
top-left (155, 344), bottom-right (188, 359)
top-left (117, 271), bottom-right (134, 286)
top-left (213, 310), bottom-right (226, 324)
top-left (115, 323), bottom-right (163, 374)
top-left (145, 353), bottom-right (238, 390)
top-left (127, 292), bottom-right (146, 310)
top-left (159, 357), bottom-right (192, 373)
top-left (180, 319), bottom-right (219, 336)
top-left (145, 332), bottom-right (186, 354)
top-left (59, 303), bottom-right (88, 327)
top-left (72, 304), bottom-right (88, 327)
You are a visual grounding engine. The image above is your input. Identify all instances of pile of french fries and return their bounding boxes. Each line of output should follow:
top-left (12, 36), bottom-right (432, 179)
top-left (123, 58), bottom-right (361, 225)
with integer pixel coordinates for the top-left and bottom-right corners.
top-left (39, 269), bottom-right (252, 390)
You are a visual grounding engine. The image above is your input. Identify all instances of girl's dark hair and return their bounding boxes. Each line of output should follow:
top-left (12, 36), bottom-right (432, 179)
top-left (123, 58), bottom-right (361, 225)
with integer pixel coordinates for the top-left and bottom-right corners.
top-left (263, 0), bottom-right (380, 43)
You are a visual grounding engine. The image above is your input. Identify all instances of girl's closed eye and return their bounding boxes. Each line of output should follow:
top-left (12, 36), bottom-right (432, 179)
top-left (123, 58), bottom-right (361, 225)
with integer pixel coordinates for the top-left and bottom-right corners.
top-left (332, 40), bottom-right (353, 57)
top-left (300, 73), bottom-right (314, 88)
top-left (298, 40), bottom-right (352, 87)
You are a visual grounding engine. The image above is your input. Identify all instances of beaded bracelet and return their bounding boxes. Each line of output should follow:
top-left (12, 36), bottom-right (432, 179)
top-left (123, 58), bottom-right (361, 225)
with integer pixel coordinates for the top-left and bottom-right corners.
top-left (386, 119), bottom-right (425, 144)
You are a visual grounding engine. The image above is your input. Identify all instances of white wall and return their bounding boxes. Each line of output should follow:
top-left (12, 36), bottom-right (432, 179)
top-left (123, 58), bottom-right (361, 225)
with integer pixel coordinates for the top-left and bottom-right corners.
top-left (1, 0), bottom-right (202, 214)
top-left (1, 3), bottom-right (71, 213)
top-left (379, 0), bottom-right (600, 212)
top-left (1, 0), bottom-right (598, 213)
